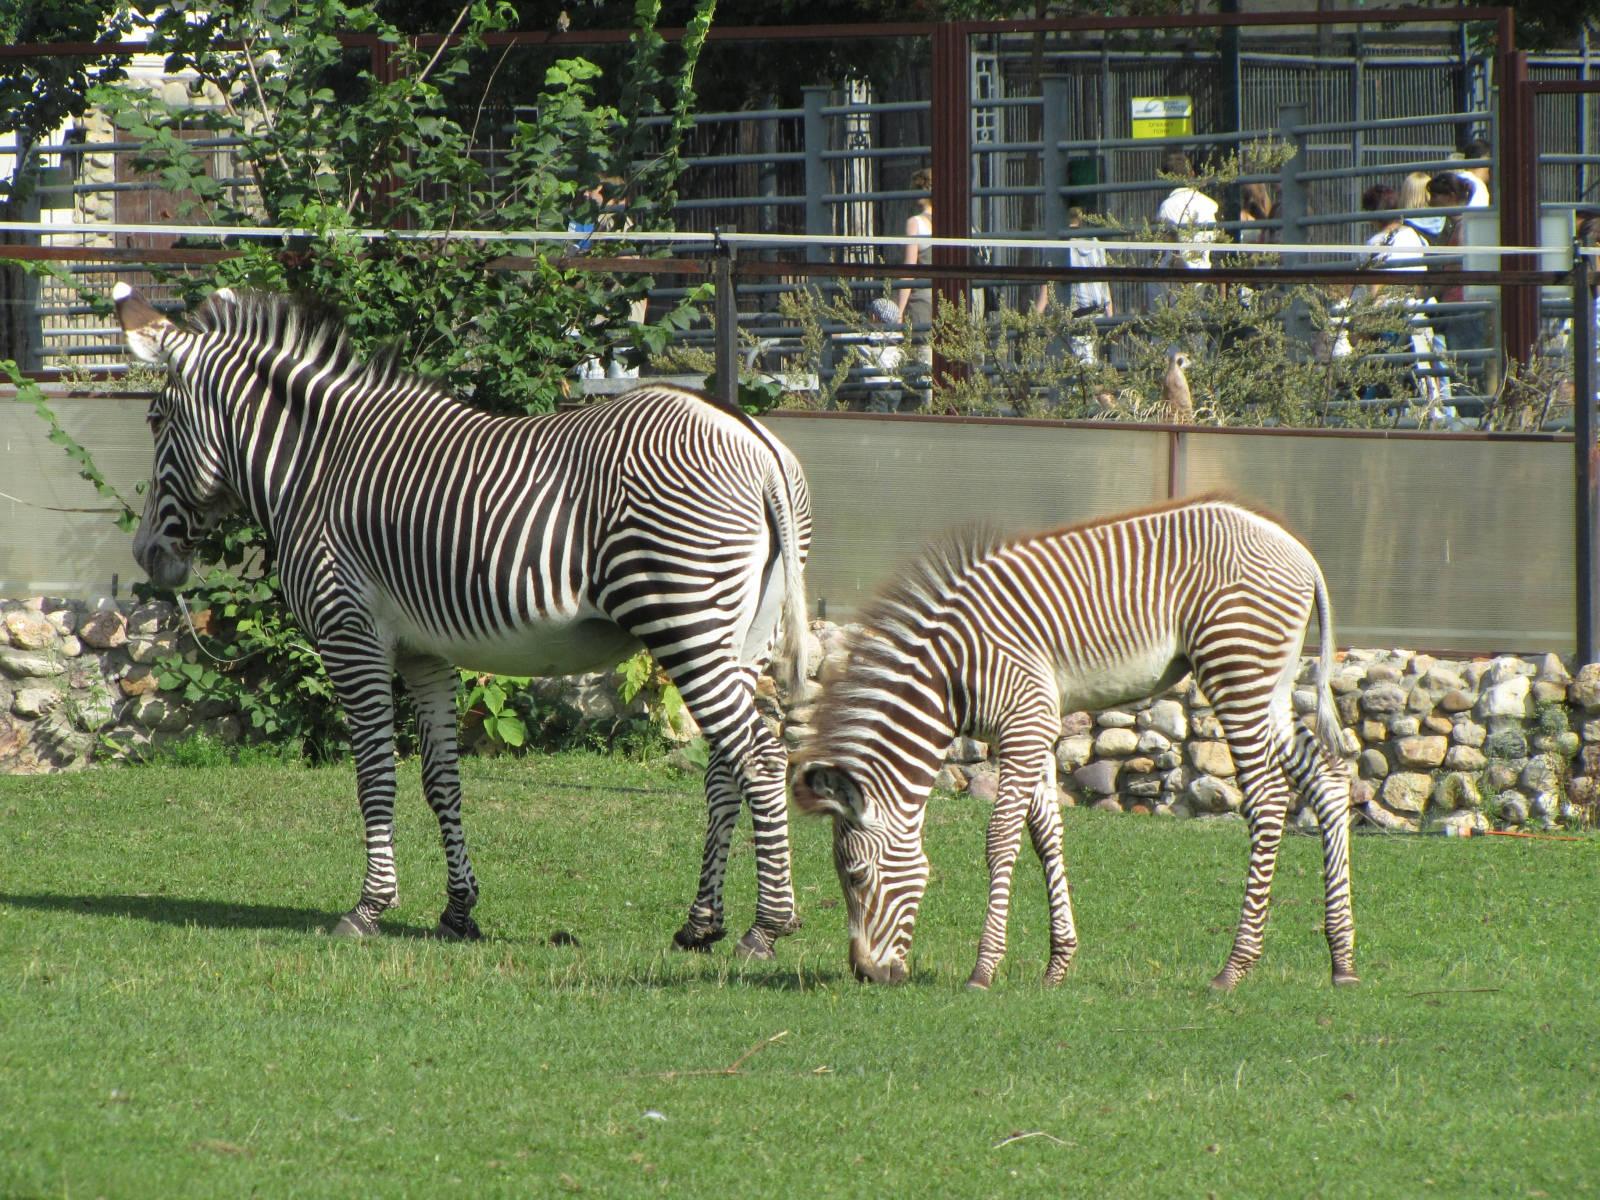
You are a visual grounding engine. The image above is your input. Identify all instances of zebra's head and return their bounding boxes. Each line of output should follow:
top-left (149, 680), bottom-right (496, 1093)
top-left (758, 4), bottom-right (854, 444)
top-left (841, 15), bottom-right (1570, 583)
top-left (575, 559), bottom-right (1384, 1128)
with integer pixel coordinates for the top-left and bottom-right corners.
top-left (115, 283), bottom-right (241, 589)
top-left (794, 762), bottom-right (930, 985)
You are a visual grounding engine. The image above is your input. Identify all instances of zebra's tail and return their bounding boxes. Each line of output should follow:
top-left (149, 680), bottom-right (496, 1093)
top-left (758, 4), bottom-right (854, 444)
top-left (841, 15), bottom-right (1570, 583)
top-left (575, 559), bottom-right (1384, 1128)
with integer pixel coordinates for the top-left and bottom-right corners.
top-left (765, 462), bottom-right (810, 698)
top-left (1311, 562), bottom-right (1343, 761)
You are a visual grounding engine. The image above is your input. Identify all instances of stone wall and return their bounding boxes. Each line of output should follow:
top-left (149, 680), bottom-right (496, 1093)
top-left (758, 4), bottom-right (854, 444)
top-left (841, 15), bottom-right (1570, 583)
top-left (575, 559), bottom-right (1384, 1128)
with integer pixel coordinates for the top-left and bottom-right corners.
top-left (3, 601), bottom-right (1597, 833)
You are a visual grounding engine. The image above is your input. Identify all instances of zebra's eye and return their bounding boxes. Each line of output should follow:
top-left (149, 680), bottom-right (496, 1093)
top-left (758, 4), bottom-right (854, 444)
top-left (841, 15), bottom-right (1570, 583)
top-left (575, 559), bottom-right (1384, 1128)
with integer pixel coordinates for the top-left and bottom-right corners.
top-left (845, 865), bottom-right (870, 890)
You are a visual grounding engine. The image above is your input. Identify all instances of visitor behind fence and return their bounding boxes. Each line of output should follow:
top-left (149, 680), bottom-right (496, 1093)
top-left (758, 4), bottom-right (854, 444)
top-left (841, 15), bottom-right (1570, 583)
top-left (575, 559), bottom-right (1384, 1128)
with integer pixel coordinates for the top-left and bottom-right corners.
top-left (1032, 206), bottom-right (1113, 364)
top-left (1352, 183), bottom-right (1450, 411)
top-left (1146, 149), bottom-right (1219, 309)
top-left (893, 168), bottom-right (935, 403)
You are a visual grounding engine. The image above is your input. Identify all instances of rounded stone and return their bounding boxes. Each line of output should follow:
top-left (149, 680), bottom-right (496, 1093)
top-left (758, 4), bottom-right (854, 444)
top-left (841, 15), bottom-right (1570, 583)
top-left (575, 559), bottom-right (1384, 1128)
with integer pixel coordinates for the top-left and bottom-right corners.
top-left (1361, 683), bottom-right (1406, 716)
top-left (1451, 719), bottom-right (1487, 748)
top-left (1187, 775), bottom-right (1242, 813)
top-left (12, 687), bottom-right (59, 718)
top-left (1094, 727), bottom-right (1140, 758)
top-left (1188, 740), bottom-right (1235, 777)
top-left (1096, 710), bottom-right (1136, 729)
top-left (1395, 735), bottom-right (1448, 769)
top-left (1443, 745), bottom-right (1487, 772)
top-left (1569, 663), bottom-right (1600, 713)
top-left (1388, 716), bottom-right (1421, 738)
top-left (1140, 699), bottom-right (1187, 741)
top-left (1433, 772), bottom-right (1482, 811)
top-left (77, 609), bottom-right (128, 652)
top-left (1357, 748), bottom-right (1390, 780)
top-left (1498, 795), bottom-right (1528, 825)
top-left (967, 771), bottom-right (1000, 804)
top-left (1055, 735), bottom-right (1095, 772)
top-left (1475, 676), bottom-right (1531, 721)
top-left (1072, 759), bottom-right (1121, 796)
top-left (4, 611), bottom-right (58, 651)
top-left (1380, 772), bottom-right (1433, 816)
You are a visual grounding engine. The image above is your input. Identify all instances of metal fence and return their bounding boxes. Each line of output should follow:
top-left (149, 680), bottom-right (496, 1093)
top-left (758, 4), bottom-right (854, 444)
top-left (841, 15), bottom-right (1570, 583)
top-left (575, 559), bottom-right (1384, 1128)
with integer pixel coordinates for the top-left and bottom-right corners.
top-left (5, 11), bottom-right (1599, 374)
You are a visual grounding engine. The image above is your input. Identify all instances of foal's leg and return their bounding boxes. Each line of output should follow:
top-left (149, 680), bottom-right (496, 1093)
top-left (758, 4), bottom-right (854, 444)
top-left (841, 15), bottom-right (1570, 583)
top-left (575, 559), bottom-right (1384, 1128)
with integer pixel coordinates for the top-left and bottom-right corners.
top-left (399, 654), bottom-right (481, 940)
top-left (321, 631), bottom-right (402, 938)
top-left (968, 707), bottom-right (1056, 990)
top-left (1026, 767), bottom-right (1079, 985)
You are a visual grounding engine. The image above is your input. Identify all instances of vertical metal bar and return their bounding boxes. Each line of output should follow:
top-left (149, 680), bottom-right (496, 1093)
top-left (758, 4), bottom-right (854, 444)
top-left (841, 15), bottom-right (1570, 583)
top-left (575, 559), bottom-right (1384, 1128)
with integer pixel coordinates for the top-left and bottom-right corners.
top-left (931, 21), bottom-right (971, 316)
top-left (1499, 33), bottom-right (1538, 369)
top-left (714, 229), bottom-right (738, 410)
top-left (1574, 243), bottom-right (1599, 664)
top-left (1041, 74), bottom-right (1068, 235)
top-left (1278, 103), bottom-right (1308, 249)
top-left (802, 86), bottom-right (829, 265)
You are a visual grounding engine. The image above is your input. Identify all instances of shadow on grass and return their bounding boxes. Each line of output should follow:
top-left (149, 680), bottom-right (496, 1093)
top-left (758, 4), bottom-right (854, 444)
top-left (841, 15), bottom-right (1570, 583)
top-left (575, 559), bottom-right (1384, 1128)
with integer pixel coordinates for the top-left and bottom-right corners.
top-left (0, 891), bottom-right (435, 939)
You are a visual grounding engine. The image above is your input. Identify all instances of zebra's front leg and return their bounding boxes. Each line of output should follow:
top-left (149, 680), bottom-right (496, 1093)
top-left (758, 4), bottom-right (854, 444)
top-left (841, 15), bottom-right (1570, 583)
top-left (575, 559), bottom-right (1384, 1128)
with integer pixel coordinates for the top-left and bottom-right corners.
top-left (324, 642), bottom-right (401, 938)
top-left (968, 783), bottom-right (1030, 991)
top-left (1212, 759), bottom-right (1292, 991)
top-left (400, 655), bottom-right (481, 941)
top-left (674, 754), bottom-right (739, 952)
top-left (1025, 769), bottom-right (1078, 986)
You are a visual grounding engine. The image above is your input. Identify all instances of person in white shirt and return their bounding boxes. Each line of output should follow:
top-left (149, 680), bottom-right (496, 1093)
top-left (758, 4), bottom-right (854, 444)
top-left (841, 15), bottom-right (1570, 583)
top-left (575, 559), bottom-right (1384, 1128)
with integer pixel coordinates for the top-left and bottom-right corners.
top-left (1351, 183), bottom-right (1450, 409)
top-left (1147, 149), bottom-right (1219, 308)
top-left (1033, 207), bottom-right (1113, 364)
top-left (1452, 137), bottom-right (1492, 209)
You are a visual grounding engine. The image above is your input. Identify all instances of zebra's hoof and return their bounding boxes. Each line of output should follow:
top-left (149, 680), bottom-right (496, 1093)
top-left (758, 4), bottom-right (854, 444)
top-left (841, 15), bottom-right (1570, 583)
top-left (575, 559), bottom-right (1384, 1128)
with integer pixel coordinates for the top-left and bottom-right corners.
top-left (433, 912), bottom-right (482, 941)
top-left (330, 909), bottom-right (381, 938)
top-left (964, 976), bottom-right (991, 992)
top-left (735, 929), bottom-right (776, 961)
top-left (1209, 969), bottom-right (1241, 992)
top-left (1332, 970), bottom-right (1361, 988)
top-left (672, 923), bottom-right (726, 953)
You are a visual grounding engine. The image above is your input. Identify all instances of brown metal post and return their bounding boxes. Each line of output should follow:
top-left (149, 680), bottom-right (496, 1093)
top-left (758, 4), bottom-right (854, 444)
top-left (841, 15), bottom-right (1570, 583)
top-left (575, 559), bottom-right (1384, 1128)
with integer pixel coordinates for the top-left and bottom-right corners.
top-left (1498, 27), bottom-right (1537, 368)
top-left (931, 22), bottom-right (971, 387)
top-left (1574, 245), bottom-right (1598, 665)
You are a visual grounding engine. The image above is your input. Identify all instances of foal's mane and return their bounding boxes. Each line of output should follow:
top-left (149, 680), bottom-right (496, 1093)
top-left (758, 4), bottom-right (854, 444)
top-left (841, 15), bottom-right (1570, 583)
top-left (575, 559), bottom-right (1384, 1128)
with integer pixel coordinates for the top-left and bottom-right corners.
top-left (187, 290), bottom-right (449, 404)
top-left (802, 525), bottom-right (1005, 764)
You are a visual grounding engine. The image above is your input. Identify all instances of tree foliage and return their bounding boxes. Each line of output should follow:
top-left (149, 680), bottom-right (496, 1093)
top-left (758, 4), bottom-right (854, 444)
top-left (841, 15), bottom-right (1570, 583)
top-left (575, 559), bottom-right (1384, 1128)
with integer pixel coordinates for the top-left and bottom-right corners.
top-left (74, 0), bottom-right (717, 758)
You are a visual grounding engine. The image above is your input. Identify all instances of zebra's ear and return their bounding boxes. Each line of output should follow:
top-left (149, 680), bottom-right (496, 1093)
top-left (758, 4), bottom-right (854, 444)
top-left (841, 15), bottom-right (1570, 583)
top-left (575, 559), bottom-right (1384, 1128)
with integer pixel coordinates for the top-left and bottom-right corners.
top-left (112, 282), bottom-right (177, 365)
top-left (793, 763), bottom-right (863, 822)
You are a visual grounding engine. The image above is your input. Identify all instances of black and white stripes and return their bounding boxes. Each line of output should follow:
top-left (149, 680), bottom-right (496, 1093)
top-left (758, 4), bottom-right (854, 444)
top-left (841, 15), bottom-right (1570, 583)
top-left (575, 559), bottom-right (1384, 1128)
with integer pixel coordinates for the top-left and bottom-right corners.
top-left (796, 495), bottom-right (1357, 990)
top-left (116, 284), bottom-right (810, 957)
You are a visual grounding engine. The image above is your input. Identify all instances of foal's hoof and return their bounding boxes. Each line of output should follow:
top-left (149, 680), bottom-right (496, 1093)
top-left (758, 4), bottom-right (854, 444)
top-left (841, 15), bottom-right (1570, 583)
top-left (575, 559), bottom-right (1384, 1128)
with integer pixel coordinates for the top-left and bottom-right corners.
top-left (331, 909), bottom-right (381, 938)
top-left (672, 923), bottom-right (726, 953)
top-left (433, 911), bottom-right (483, 941)
top-left (1209, 969), bottom-right (1242, 992)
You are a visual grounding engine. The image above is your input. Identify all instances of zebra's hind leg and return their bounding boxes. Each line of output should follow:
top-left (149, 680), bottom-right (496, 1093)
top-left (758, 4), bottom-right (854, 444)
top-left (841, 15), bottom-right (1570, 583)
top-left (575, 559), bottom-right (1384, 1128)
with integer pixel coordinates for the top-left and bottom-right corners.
top-left (1285, 731), bottom-right (1359, 986)
top-left (400, 655), bottom-right (481, 941)
top-left (1211, 755), bottom-right (1293, 991)
top-left (673, 754), bottom-right (738, 952)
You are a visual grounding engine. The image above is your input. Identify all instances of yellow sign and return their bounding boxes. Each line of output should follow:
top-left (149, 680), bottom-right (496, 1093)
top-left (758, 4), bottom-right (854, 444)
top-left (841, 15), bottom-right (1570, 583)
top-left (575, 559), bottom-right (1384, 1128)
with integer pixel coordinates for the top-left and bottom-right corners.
top-left (1131, 96), bottom-right (1194, 140)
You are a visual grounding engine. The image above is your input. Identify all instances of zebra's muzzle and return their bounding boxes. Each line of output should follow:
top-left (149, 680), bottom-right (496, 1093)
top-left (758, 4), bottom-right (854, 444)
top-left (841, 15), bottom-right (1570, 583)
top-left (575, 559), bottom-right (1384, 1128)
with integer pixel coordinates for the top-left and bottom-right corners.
top-left (849, 941), bottom-right (908, 985)
top-left (133, 534), bottom-right (192, 590)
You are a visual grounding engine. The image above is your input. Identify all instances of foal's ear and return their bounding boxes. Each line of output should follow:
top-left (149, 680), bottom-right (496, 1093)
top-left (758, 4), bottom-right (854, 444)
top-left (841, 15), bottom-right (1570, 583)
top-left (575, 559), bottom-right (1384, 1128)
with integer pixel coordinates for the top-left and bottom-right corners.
top-left (793, 763), bottom-right (863, 822)
top-left (113, 282), bottom-right (179, 365)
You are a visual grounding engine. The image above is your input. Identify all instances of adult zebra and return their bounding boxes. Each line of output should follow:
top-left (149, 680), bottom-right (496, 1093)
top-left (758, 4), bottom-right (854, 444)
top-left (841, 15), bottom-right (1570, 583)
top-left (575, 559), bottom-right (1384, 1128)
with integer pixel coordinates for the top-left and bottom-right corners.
top-left (114, 283), bottom-right (810, 958)
top-left (794, 495), bottom-right (1357, 990)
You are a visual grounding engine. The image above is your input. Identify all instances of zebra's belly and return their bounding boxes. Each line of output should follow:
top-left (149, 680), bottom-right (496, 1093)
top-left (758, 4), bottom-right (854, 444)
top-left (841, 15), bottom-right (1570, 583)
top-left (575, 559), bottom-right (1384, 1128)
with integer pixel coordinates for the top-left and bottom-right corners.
top-left (1056, 636), bottom-right (1188, 713)
top-left (394, 612), bottom-right (642, 679)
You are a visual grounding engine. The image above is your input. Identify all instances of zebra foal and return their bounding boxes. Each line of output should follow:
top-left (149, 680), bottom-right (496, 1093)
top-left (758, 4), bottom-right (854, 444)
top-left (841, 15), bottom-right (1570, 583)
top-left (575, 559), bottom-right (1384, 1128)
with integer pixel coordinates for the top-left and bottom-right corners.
top-left (114, 283), bottom-right (810, 958)
top-left (794, 495), bottom-right (1357, 990)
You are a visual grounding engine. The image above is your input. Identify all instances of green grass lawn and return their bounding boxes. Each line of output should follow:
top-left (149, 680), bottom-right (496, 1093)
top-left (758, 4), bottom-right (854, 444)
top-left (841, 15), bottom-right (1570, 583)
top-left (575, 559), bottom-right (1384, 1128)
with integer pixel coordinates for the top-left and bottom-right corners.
top-left (1, 753), bottom-right (1596, 1198)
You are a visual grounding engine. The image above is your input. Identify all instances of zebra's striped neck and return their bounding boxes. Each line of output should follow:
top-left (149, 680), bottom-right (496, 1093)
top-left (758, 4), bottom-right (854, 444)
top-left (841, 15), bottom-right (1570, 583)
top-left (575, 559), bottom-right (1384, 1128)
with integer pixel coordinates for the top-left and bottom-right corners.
top-left (177, 292), bottom-right (461, 535)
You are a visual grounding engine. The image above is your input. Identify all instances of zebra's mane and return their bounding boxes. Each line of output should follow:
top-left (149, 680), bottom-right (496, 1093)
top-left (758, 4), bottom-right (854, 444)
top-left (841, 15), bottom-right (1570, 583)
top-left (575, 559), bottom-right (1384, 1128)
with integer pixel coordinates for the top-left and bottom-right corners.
top-left (186, 290), bottom-right (448, 404)
top-left (803, 524), bottom-right (1007, 766)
